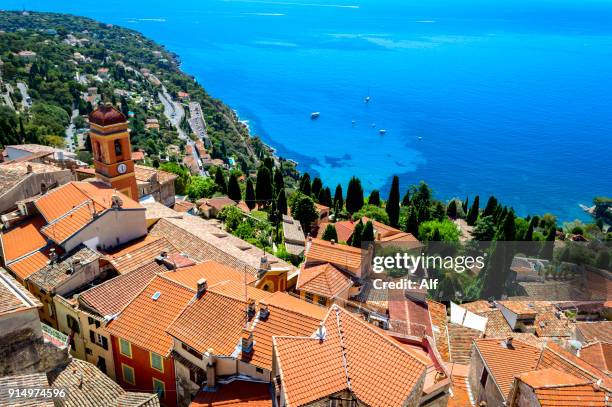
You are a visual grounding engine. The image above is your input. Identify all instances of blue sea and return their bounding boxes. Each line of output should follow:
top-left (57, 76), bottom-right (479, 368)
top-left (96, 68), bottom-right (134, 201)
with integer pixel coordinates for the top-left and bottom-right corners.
top-left (7, 0), bottom-right (612, 221)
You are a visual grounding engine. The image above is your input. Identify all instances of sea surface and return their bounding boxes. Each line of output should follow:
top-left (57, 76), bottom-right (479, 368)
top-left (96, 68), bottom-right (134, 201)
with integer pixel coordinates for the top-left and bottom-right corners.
top-left (7, 0), bottom-right (612, 221)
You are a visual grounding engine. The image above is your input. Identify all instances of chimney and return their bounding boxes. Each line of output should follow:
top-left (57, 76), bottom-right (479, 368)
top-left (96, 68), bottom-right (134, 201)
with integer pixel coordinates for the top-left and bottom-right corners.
top-left (376, 233), bottom-right (381, 241)
top-left (241, 328), bottom-right (254, 359)
top-left (49, 248), bottom-right (57, 265)
top-left (259, 301), bottom-right (270, 321)
top-left (68, 257), bottom-right (81, 275)
top-left (111, 194), bottom-right (123, 209)
top-left (504, 337), bottom-right (514, 349)
top-left (314, 323), bottom-right (326, 343)
top-left (26, 164), bottom-right (32, 174)
top-left (330, 239), bottom-right (335, 245)
top-left (258, 255), bottom-right (270, 278)
top-left (246, 298), bottom-right (256, 321)
top-left (197, 278), bottom-right (208, 298)
top-left (205, 349), bottom-right (217, 391)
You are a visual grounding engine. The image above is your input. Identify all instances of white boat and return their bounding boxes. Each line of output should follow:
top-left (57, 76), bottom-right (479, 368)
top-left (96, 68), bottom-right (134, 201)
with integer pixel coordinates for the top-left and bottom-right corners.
top-left (379, 129), bottom-right (386, 135)
top-left (311, 112), bottom-right (320, 119)
top-left (364, 96), bottom-right (371, 103)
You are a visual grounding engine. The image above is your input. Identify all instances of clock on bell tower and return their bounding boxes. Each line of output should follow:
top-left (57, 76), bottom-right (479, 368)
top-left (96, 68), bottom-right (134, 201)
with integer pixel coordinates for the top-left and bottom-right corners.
top-left (88, 103), bottom-right (138, 200)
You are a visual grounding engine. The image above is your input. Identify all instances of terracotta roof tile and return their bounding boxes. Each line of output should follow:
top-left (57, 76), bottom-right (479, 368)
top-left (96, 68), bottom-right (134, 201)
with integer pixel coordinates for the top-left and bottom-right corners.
top-left (27, 247), bottom-right (100, 292)
top-left (107, 275), bottom-right (195, 356)
top-left (107, 236), bottom-right (178, 274)
top-left (474, 338), bottom-right (541, 399)
top-left (0, 373), bottom-right (52, 407)
top-left (510, 368), bottom-right (606, 407)
top-left (296, 263), bottom-right (353, 299)
top-left (163, 260), bottom-right (256, 290)
top-left (0, 216), bottom-right (48, 262)
top-left (575, 321), bottom-right (612, 343)
top-left (197, 196), bottom-right (236, 211)
top-left (79, 261), bottom-right (167, 317)
top-left (427, 300), bottom-right (450, 361)
top-left (189, 380), bottom-right (272, 407)
top-left (6, 250), bottom-right (52, 281)
top-left (447, 364), bottom-right (474, 407)
top-left (173, 200), bottom-right (194, 213)
top-left (579, 342), bottom-right (612, 373)
top-left (274, 305), bottom-right (427, 407)
top-left (305, 238), bottom-right (363, 277)
top-left (134, 165), bottom-right (177, 184)
top-left (447, 323), bottom-right (483, 364)
top-left (0, 268), bottom-right (41, 315)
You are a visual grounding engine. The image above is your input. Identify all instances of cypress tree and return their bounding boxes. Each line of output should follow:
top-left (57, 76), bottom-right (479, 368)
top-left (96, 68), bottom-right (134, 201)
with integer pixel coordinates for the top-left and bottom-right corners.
top-left (446, 200), bottom-right (458, 219)
top-left (318, 187), bottom-right (332, 207)
top-left (467, 195), bottom-right (480, 226)
top-left (227, 173), bottom-right (241, 201)
top-left (483, 196), bottom-right (498, 218)
top-left (245, 178), bottom-right (256, 210)
top-left (496, 210), bottom-right (516, 241)
top-left (346, 176), bottom-right (364, 214)
top-left (273, 167), bottom-right (285, 193)
top-left (361, 220), bottom-right (375, 243)
top-left (299, 173), bottom-right (312, 196)
top-left (351, 220), bottom-right (364, 247)
top-left (334, 184), bottom-right (344, 212)
top-left (463, 196), bottom-right (469, 213)
top-left (386, 175), bottom-right (400, 227)
top-left (401, 190), bottom-right (410, 207)
top-left (311, 177), bottom-right (323, 200)
top-left (431, 228), bottom-right (441, 241)
top-left (524, 217), bottom-right (536, 241)
top-left (277, 188), bottom-right (288, 215)
top-left (256, 166), bottom-right (273, 207)
top-left (321, 224), bottom-right (338, 242)
top-left (263, 156), bottom-right (274, 172)
top-left (214, 168), bottom-right (227, 194)
top-left (540, 224), bottom-right (556, 260)
top-left (405, 207), bottom-right (419, 237)
top-left (368, 190), bottom-right (381, 206)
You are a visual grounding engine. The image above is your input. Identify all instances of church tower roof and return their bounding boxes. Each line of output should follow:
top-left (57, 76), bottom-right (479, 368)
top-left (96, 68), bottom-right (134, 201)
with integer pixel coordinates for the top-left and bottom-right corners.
top-left (89, 103), bottom-right (126, 127)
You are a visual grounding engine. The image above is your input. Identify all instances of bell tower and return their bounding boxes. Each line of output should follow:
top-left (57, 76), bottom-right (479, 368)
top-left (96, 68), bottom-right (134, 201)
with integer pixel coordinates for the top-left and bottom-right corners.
top-left (88, 103), bottom-right (138, 200)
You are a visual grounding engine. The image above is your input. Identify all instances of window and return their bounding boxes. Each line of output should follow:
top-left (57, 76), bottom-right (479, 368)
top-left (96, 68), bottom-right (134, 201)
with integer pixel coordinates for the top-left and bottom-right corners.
top-left (119, 338), bottom-right (132, 358)
top-left (305, 292), bottom-right (314, 303)
top-left (256, 367), bottom-right (264, 374)
top-left (66, 315), bottom-right (80, 334)
top-left (122, 364), bottom-right (135, 385)
top-left (90, 331), bottom-right (108, 350)
top-left (97, 356), bottom-right (107, 374)
top-left (150, 352), bottom-right (164, 372)
top-left (114, 139), bottom-right (123, 157)
top-left (88, 317), bottom-right (95, 325)
top-left (318, 296), bottom-right (327, 306)
top-left (152, 378), bottom-right (166, 400)
top-left (189, 368), bottom-right (206, 385)
top-left (480, 367), bottom-right (489, 387)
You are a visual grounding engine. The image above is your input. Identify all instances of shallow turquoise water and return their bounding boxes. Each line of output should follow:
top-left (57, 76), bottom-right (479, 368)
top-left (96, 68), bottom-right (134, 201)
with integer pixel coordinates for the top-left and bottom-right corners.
top-left (7, 0), bottom-right (612, 221)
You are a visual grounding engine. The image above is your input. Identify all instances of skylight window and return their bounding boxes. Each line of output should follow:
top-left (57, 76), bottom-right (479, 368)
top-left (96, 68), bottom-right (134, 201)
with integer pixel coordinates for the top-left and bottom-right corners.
top-left (152, 292), bottom-right (161, 301)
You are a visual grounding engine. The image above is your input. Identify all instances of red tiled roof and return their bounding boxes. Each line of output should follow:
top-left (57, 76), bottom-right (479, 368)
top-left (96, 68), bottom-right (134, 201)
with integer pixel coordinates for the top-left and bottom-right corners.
top-left (575, 321), bottom-right (612, 343)
top-left (579, 342), bottom-right (612, 373)
top-left (131, 151), bottom-right (145, 161)
top-left (274, 305), bottom-right (427, 407)
top-left (106, 275), bottom-right (194, 356)
top-left (163, 260), bottom-right (256, 290)
top-left (474, 338), bottom-right (541, 399)
top-left (88, 104), bottom-right (126, 126)
top-left (296, 263), bottom-right (352, 299)
top-left (0, 216), bottom-right (48, 262)
top-left (305, 238), bottom-right (363, 277)
top-left (447, 323), bottom-right (483, 365)
top-left (173, 200), bottom-right (194, 213)
top-left (197, 196), bottom-right (236, 211)
top-left (189, 381), bottom-right (271, 407)
top-left (6, 250), bottom-right (52, 281)
top-left (106, 236), bottom-right (178, 274)
top-left (79, 261), bottom-right (167, 317)
top-left (509, 368), bottom-right (606, 407)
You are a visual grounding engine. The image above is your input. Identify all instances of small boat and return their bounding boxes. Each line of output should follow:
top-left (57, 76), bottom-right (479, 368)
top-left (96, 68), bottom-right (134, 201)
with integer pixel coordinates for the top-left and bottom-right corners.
top-left (418, 136), bottom-right (422, 140)
top-left (310, 112), bottom-right (320, 119)
top-left (379, 129), bottom-right (386, 135)
top-left (371, 123), bottom-right (376, 128)
top-left (364, 96), bottom-right (371, 104)
top-left (351, 120), bottom-right (356, 126)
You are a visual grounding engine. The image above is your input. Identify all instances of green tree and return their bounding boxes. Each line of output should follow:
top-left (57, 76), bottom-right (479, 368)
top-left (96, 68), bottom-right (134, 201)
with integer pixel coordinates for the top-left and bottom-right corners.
top-left (160, 162), bottom-right (190, 195)
top-left (467, 195), bottom-right (480, 226)
top-left (227, 173), bottom-right (241, 201)
top-left (472, 216), bottom-right (496, 241)
top-left (523, 217), bottom-right (536, 241)
top-left (321, 224), bottom-right (338, 242)
top-left (245, 178), bottom-right (256, 210)
top-left (361, 220), bottom-right (375, 243)
top-left (419, 220), bottom-right (460, 242)
top-left (277, 188), bottom-right (288, 215)
top-left (318, 187), bottom-right (332, 207)
top-left (368, 190), bottom-right (381, 206)
top-left (353, 204), bottom-right (390, 224)
top-left (483, 196), bottom-right (498, 218)
top-left (540, 224), bottom-right (556, 260)
top-left (446, 200), bottom-right (458, 219)
top-left (218, 205), bottom-right (245, 232)
top-left (346, 176), bottom-right (364, 214)
top-left (290, 192), bottom-right (318, 232)
top-left (311, 177), bottom-right (323, 200)
top-left (299, 173), bottom-right (312, 196)
top-left (273, 167), bottom-right (285, 193)
top-left (386, 175), bottom-right (400, 227)
top-left (214, 168), bottom-right (227, 194)
top-left (495, 210), bottom-right (516, 241)
top-left (334, 184), bottom-right (344, 212)
top-left (350, 220), bottom-right (364, 247)
top-left (256, 166), bottom-right (273, 207)
top-left (401, 190), bottom-right (410, 207)
top-left (186, 176), bottom-right (216, 200)
top-left (404, 207), bottom-right (419, 237)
